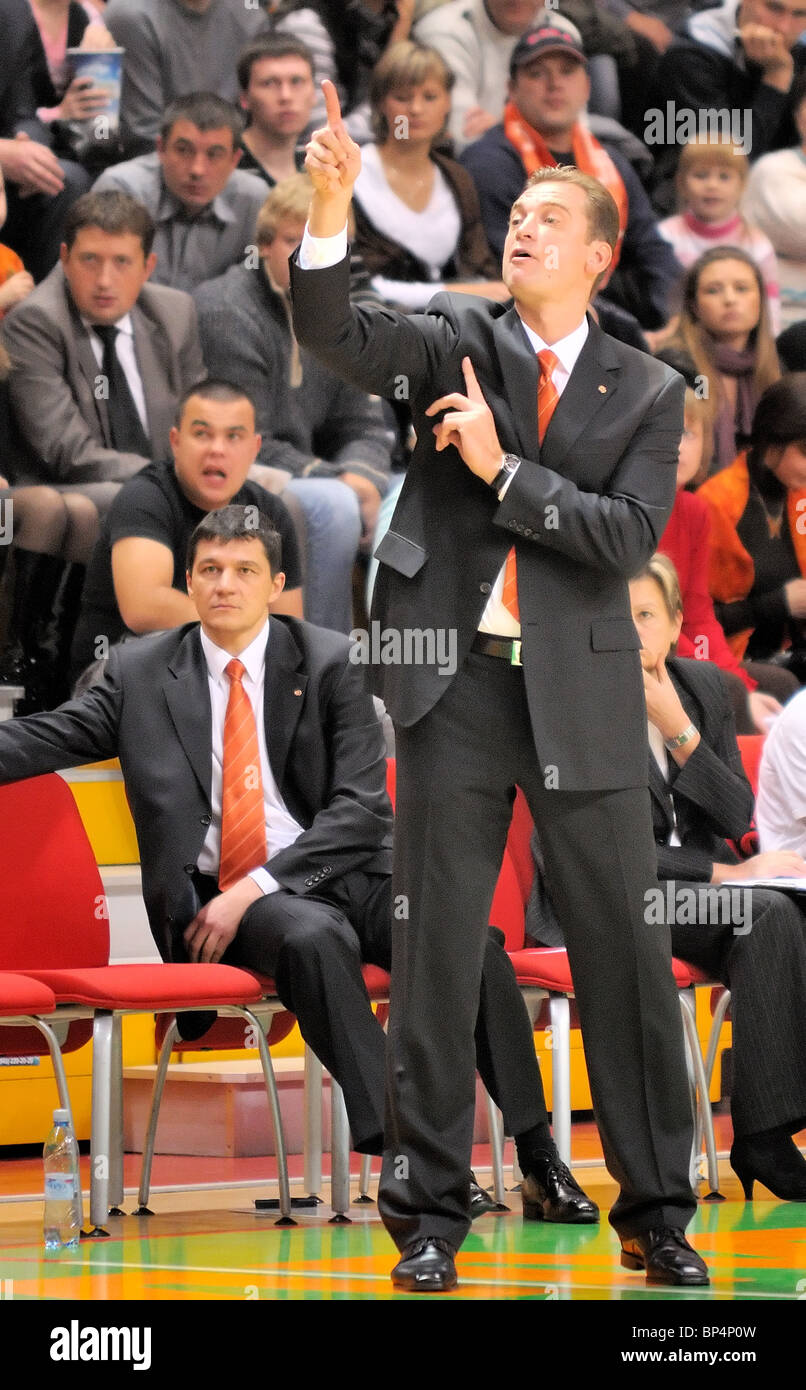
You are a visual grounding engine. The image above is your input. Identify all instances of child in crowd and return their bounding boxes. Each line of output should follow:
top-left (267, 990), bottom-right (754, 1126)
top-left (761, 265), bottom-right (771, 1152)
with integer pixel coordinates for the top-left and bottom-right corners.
top-left (659, 138), bottom-right (781, 334)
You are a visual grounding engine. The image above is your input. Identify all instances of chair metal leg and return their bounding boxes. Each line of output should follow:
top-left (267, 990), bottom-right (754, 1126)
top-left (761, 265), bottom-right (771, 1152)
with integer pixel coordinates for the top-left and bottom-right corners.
top-left (356, 1152), bottom-right (374, 1203)
top-left (329, 1078), bottom-right (351, 1222)
top-left (549, 995), bottom-right (572, 1166)
top-left (134, 1018), bottom-right (178, 1214)
top-left (243, 1006), bottom-right (295, 1224)
top-left (703, 988), bottom-right (732, 1094)
top-left (679, 992), bottom-right (723, 1200)
top-left (88, 1010), bottom-right (113, 1236)
top-left (29, 1017), bottom-right (74, 1121)
top-left (107, 1014), bottom-right (125, 1214)
top-left (304, 1046), bottom-right (324, 1200)
top-left (485, 1091), bottom-right (509, 1207)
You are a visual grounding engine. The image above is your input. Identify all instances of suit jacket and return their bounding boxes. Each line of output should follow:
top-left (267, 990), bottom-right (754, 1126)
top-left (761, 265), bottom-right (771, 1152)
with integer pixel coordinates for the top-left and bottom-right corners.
top-left (526, 656), bottom-right (756, 944)
top-left (0, 617), bottom-right (393, 961)
top-left (291, 254), bottom-right (684, 791)
top-left (1, 263), bottom-right (205, 485)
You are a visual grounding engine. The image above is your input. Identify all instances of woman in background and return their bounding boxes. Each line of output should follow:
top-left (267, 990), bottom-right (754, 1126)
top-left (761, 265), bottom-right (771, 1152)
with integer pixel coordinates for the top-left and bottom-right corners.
top-left (699, 375), bottom-right (806, 682)
top-left (351, 41), bottom-right (506, 310)
top-left (660, 247), bottom-right (780, 477)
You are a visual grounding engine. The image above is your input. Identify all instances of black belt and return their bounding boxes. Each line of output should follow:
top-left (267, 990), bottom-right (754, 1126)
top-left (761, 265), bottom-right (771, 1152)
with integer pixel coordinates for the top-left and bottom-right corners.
top-left (471, 632), bottom-right (522, 666)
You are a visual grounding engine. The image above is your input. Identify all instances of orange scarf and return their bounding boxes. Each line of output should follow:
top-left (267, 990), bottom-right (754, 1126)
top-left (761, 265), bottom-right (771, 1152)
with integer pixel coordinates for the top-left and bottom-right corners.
top-left (698, 451), bottom-right (806, 658)
top-left (503, 102), bottom-right (627, 281)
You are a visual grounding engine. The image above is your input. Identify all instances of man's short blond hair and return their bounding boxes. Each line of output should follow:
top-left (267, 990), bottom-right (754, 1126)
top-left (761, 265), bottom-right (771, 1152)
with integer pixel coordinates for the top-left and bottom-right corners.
top-left (256, 173), bottom-right (313, 246)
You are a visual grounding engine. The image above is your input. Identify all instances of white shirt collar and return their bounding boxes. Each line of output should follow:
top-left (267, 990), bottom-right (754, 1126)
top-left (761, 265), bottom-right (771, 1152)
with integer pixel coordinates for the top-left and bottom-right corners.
top-left (200, 620), bottom-right (270, 689)
top-left (82, 311), bottom-right (135, 338)
top-left (516, 314), bottom-right (589, 376)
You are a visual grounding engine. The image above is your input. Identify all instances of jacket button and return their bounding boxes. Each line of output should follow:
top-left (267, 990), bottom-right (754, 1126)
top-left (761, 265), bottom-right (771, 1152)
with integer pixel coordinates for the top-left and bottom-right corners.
top-left (323, 866), bottom-right (331, 875)
top-left (479, 582), bottom-right (491, 594)
top-left (184, 863), bottom-right (196, 874)
top-left (305, 878), bottom-right (313, 887)
top-left (200, 814), bottom-right (212, 826)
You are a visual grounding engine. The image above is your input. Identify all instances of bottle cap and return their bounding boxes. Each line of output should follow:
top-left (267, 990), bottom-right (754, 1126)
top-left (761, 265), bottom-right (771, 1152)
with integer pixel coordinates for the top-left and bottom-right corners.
top-left (53, 1109), bottom-right (70, 1124)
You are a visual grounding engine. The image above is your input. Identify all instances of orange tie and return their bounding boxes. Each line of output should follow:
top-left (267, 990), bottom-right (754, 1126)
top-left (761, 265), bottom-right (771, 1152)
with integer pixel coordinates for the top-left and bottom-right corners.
top-left (218, 658), bottom-right (267, 892)
top-left (502, 349), bottom-right (560, 621)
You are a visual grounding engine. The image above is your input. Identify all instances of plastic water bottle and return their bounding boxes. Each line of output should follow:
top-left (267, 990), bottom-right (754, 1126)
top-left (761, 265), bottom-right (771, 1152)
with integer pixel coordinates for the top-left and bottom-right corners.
top-left (43, 1109), bottom-right (82, 1250)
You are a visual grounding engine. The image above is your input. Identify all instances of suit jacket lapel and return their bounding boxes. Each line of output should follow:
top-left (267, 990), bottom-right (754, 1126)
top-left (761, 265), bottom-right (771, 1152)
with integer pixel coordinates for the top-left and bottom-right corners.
top-left (164, 627), bottom-right (213, 800)
top-left (491, 313), bottom-right (622, 473)
top-left (649, 755), bottom-right (675, 840)
top-left (541, 318), bottom-right (622, 473)
top-left (492, 308), bottom-right (540, 461)
top-left (131, 304), bottom-right (167, 448)
top-left (67, 288), bottom-right (113, 447)
top-left (264, 617), bottom-right (307, 794)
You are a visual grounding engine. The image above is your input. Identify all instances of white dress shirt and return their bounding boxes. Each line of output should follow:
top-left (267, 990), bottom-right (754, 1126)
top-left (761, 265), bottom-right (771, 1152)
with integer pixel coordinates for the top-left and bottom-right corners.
top-left (298, 224), bottom-right (589, 636)
top-left (83, 312), bottom-right (150, 435)
top-left (197, 621), bottom-right (304, 894)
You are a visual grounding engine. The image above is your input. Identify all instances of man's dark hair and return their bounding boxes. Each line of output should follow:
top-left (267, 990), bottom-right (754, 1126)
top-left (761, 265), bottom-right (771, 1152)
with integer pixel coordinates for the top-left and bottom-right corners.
top-left (187, 505), bottom-right (283, 574)
top-left (237, 35), bottom-right (315, 90)
top-left (63, 190), bottom-right (156, 256)
top-left (175, 378), bottom-right (257, 427)
top-left (160, 92), bottom-right (245, 144)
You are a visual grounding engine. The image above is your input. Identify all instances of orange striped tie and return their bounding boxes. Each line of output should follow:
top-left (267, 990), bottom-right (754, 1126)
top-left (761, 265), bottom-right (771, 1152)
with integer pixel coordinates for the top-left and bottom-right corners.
top-left (218, 658), bottom-right (267, 892)
top-left (502, 348), bottom-right (560, 621)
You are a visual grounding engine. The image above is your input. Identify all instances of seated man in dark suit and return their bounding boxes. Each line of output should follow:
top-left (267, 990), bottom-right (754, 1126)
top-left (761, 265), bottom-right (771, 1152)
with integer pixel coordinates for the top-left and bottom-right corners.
top-left (0, 501), bottom-right (598, 1211)
top-left (70, 380), bottom-right (304, 686)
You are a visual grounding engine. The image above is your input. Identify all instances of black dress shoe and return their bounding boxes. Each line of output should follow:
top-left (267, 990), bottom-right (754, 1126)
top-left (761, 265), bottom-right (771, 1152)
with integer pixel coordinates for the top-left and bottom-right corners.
top-left (730, 1131), bottom-right (806, 1201)
top-left (469, 1171), bottom-right (504, 1218)
top-left (391, 1238), bottom-right (458, 1292)
top-left (521, 1155), bottom-right (599, 1223)
top-left (620, 1228), bottom-right (709, 1286)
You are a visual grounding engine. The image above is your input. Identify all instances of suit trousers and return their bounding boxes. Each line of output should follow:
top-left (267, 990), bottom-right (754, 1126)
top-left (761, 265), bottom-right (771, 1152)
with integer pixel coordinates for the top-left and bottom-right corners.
top-left (201, 868), bottom-right (550, 1156)
top-left (669, 886), bottom-right (806, 1138)
top-left (379, 649), bottom-right (697, 1252)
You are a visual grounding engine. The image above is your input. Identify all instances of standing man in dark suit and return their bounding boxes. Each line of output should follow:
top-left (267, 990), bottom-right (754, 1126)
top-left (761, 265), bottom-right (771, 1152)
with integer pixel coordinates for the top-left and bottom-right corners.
top-left (0, 503), bottom-right (599, 1202)
top-left (292, 82), bottom-right (708, 1292)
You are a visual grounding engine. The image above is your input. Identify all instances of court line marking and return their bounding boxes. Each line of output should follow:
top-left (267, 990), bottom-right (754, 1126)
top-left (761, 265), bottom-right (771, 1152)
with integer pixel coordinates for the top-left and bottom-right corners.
top-left (16, 1259), bottom-right (800, 1297)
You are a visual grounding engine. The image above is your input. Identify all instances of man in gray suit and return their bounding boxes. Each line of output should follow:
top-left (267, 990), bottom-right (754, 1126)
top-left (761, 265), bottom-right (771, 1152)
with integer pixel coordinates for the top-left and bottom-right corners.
top-left (1, 188), bottom-right (205, 517)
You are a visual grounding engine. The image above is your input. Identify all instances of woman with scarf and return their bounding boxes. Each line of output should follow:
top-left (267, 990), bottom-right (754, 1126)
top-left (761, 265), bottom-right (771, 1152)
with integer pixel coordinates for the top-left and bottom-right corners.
top-left (661, 246), bottom-right (780, 478)
top-left (698, 375), bottom-right (806, 682)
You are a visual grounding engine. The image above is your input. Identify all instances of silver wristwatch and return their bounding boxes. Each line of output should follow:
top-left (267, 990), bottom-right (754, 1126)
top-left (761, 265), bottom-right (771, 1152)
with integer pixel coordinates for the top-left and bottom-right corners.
top-left (664, 723), bottom-right (697, 751)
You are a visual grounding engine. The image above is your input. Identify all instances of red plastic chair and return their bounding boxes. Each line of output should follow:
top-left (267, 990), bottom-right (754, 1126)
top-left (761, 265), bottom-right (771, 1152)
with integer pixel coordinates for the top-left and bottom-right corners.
top-left (0, 775), bottom-right (295, 1229)
top-left (494, 790), bottom-right (721, 1191)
